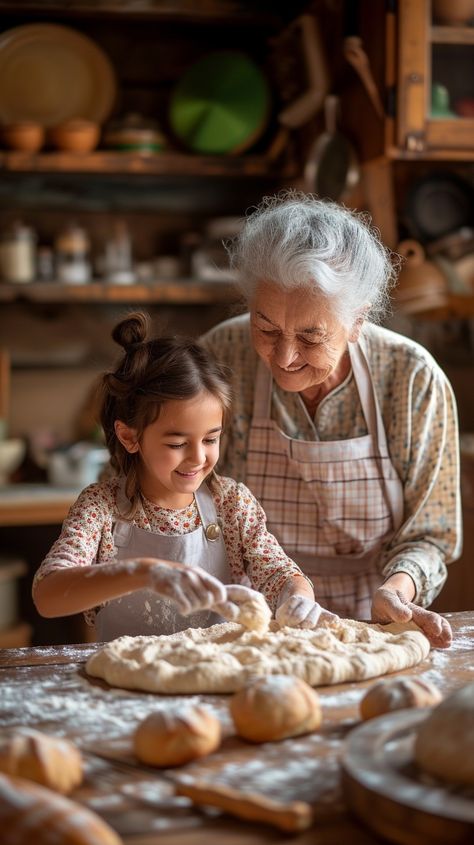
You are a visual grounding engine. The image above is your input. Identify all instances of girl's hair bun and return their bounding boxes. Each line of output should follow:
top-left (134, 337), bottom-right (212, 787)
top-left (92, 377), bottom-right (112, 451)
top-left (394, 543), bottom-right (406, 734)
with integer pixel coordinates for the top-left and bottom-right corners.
top-left (112, 311), bottom-right (150, 351)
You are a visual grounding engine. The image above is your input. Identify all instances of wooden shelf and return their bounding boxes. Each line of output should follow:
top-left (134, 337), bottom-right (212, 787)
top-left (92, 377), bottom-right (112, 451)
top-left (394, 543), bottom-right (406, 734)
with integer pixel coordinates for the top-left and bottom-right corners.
top-left (431, 25), bottom-right (474, 45)
top-left (0, 280), bottom-right (241, 305)
top-left (0, 0), bottom-right (286, 27)
top-left (386, 144), bottom-right (474, 161)
top-left (0, 150), bottom-right (295, 179)
top-left (0, 484), bottom-right (79, 526)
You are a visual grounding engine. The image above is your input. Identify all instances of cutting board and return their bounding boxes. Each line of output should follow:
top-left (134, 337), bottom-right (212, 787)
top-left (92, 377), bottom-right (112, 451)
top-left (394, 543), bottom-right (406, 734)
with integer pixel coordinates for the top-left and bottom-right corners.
top-left (342, 709), bottom-right (474, 845)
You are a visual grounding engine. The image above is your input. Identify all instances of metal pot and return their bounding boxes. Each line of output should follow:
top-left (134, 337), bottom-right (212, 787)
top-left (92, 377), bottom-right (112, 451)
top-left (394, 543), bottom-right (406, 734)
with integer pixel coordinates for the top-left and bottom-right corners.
top-left (304, 95), bottom-right (360, 201)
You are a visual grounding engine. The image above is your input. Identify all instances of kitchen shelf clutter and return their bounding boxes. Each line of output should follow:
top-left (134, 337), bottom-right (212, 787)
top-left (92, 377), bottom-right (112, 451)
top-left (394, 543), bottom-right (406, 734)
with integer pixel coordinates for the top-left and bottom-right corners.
top-left (0, 150), bottom-right (296, 178)
top-left (0, 280), bottom-right (240, 304)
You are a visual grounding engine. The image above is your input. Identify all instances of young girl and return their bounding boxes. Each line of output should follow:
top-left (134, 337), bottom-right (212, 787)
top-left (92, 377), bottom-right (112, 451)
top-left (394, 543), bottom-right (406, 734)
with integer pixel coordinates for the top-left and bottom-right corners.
top-left (33, 312), bottom-right (327, 641)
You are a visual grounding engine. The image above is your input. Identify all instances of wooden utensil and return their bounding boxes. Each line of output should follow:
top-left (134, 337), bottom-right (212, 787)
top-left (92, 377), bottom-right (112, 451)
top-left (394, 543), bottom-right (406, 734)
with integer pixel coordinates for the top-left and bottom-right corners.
top-left (174, 778), bottom-right (314, 832)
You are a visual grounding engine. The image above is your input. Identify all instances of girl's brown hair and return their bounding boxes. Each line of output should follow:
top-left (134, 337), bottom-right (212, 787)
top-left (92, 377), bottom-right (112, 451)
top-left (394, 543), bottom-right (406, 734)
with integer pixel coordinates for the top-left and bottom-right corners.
top-left (99, 311), bottom-right (231, 516)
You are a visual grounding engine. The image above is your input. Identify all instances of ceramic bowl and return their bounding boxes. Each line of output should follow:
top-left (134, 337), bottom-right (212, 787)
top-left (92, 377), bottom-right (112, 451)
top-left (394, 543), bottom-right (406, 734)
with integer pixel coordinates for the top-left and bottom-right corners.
top-left (2, 122), bottom-right (45, 153)
top-left (0, 439), bottom-right (25, 485)
top-left (49, 119), bottom-right (100, 154)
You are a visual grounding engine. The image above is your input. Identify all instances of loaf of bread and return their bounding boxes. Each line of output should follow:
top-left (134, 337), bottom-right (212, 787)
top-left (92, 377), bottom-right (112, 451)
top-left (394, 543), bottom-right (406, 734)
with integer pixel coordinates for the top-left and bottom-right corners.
top-left (134, 705), bottom-right (221, 767)
top-left (0, 772), bottom-right (122, 845)
top-left (230, 675), bottom-right (321, 742)
top-left (414, 681), bottom-right (474, 785)
top-left (360, 676), bottom-right (442, 721)
top-left (0, 728), bottom-right (83, 793)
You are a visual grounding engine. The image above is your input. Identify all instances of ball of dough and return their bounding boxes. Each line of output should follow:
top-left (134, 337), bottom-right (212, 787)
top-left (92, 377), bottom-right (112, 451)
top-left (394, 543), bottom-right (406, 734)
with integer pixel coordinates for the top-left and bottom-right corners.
top-left (414, 681), bottom-right (474, 785)
top-left (234, 593), bottom-right (272, 634)
top-left (134, 705), bottom-right (221, 767)
top-left (360, 676), bottom-right (442, 721)
top-left (230, 674), bottom-right (321, 742)
top-left (0, 728), bottom-right (83, 794)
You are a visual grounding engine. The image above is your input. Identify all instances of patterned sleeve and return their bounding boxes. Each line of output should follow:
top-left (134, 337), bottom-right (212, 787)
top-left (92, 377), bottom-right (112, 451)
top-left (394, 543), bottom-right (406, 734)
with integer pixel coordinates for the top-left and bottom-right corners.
top-left (380, 361), bottom-right (462, 607)
top-left (216, 477), bottom-right (306, 611)
top-left (32, 482), bottom-right (115, 590)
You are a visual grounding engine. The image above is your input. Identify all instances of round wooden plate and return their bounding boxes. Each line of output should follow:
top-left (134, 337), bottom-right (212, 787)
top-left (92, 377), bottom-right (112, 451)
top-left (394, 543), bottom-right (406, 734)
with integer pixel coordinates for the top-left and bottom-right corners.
top-left (342, 709), bottom-right (474, 845)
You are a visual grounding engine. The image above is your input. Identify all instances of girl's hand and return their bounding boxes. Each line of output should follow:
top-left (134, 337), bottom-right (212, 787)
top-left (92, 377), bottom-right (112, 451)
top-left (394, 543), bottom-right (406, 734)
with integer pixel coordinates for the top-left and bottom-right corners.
top-left (146, 560), bottom-right (227, 616)
top-left (275, 576), bottom-right (337, 629)
top-left (371, 586), bottom-right (452, 649)
top-left (276, 594), bottom-right (337, 629)
top-left (215, 584), bottom-right (266, 622)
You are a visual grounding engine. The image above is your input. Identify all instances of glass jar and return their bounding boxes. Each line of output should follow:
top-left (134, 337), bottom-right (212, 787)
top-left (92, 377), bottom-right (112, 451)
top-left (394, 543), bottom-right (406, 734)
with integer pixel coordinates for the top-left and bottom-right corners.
top-left (0, 221), bottom-right (36, 283)
top-left (55, 223), bottom-right (91, 284)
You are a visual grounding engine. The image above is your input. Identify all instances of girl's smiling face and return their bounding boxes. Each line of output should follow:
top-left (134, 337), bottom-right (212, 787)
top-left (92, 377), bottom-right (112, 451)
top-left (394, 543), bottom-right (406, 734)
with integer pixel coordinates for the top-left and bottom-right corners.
top-left (115, 390), bottom-right (223, 508)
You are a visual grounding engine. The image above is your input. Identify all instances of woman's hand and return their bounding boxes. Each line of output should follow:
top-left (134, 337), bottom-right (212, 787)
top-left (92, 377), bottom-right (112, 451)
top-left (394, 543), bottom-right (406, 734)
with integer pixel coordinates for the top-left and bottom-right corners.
top-left (146, 560), bottom-right (227, 616)
top-left (275, 576), bottom-right (337, 629)
top-left (372, 579), bottom-right (452, 649)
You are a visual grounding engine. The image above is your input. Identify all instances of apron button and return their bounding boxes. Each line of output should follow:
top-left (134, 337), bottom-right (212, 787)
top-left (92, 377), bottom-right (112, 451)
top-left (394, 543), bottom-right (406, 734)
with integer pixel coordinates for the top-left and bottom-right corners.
top-left (205, 523), bottom-right (221, 542)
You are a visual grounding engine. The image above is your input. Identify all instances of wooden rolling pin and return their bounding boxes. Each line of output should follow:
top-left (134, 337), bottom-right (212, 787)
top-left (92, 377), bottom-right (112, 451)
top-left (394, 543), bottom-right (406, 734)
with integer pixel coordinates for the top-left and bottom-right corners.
top-left (174, 778), bottom-right (314, 832)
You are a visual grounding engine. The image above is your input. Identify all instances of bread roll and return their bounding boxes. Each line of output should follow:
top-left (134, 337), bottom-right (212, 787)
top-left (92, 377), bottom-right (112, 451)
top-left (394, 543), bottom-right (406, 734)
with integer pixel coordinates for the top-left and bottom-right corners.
top-left (0, 772), bottom-right (122, 845)
top-left (230, 675), bottom-right (321, 742)
top-left (360, 676), bottom-right (442, 721)
top-left (0, 728), bottom-right (83, 793)
top-left (134, 705), bottom-right (221, 767)
top-left (414, 681), bottom-right (474, 785)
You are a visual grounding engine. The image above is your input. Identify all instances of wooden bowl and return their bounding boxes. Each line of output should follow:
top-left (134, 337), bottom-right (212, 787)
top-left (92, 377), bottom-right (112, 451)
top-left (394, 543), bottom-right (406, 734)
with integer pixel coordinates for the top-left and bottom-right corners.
top-left (49, 119), bottom-right (100, 154)
top-left (2, 122), bottom-right (45, 153)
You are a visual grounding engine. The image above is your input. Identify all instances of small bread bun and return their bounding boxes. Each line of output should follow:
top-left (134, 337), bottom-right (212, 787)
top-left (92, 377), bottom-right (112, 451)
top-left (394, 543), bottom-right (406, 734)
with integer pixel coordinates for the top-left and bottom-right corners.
top-left (230, 675), bottom-right (321, 742)
top-left (0, 729), bottom-right (83, 794)
top-left (134, 705), bottom-right (221, 767)
top-left (414, 681), bottom-right (474, 785)
top-left (0, 772), bottom-right (121, 845)
top-left (360, 676), bottom-right (442, 721)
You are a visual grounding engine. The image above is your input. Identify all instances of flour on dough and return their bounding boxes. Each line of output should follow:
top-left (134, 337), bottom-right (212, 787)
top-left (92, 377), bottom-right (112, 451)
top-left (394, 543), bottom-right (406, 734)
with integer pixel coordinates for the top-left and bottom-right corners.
top-left (86, 619), bottom-right (431, 695)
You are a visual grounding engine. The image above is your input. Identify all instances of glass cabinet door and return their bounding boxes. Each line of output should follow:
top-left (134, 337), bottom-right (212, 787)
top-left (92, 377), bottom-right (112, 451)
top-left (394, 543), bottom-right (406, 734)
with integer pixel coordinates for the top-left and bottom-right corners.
top-left (396, 0), bottom-right (474, 153)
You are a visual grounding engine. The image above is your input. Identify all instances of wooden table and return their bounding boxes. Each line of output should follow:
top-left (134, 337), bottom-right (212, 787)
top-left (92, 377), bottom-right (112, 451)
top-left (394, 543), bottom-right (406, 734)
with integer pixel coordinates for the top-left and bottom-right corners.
top-left (0, 611), bottom-right (473, 845)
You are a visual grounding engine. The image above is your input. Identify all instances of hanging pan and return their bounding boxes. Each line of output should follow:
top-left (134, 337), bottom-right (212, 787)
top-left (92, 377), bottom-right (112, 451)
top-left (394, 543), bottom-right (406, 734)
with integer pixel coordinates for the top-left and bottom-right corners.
top-left (304, 95), bottom-right (360, 201)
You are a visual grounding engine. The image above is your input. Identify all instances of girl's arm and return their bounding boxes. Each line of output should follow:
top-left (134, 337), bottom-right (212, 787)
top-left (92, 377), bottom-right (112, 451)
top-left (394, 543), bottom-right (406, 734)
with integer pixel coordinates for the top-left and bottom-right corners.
top-left (33, 558), bottom-right (227, 619)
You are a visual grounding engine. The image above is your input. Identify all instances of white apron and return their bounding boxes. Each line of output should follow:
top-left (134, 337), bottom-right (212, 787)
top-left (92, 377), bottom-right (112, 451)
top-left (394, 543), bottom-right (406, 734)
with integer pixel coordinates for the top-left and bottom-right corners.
top-left (95, 482), bottom-right (230, 641)
top-left (246, 339), bottom-right (404, 619)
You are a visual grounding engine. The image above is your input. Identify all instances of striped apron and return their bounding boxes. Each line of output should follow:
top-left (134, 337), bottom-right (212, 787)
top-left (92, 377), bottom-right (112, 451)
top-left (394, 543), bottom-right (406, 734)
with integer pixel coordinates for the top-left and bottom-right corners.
top-left (95, 482), bottom-right (230, 641)
top-left (246, 338), bottom-right (404, 619)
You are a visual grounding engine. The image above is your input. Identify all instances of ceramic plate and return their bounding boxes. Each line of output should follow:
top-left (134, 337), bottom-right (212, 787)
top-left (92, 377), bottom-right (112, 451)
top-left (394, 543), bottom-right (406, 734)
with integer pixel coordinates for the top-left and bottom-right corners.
top-left (169, 50), bottom-right (271, 155)
top-left (0, 23), bottom-right (117, 126)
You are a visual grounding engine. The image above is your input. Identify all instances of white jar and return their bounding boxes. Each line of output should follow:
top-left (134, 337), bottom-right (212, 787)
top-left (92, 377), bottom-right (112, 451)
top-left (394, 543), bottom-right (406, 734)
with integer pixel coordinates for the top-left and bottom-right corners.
top-left (0, 222), bottom-right (36, 283)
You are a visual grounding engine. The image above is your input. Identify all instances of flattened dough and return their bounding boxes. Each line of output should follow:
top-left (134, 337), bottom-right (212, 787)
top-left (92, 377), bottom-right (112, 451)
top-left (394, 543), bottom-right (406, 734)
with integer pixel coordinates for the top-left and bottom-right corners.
top-left (86, 619), bottom-right (430, 695)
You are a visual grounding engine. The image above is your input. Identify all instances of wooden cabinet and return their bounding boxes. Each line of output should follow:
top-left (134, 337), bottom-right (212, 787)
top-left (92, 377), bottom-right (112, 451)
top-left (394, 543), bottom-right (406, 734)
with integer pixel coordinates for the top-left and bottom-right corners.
top-left (388, 0), bottom-right (474, 158)
top-left (0, 0), bottom-right (311, 307)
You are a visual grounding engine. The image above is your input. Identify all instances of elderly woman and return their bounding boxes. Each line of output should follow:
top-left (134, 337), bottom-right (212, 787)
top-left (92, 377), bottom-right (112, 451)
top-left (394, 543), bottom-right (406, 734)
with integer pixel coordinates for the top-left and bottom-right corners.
top-left (202, 193), bottom-right (461, 649)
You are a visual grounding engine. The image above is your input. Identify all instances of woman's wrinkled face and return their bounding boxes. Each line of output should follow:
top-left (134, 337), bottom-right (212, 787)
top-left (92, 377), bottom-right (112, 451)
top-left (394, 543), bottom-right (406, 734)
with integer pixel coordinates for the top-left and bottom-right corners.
top-left (250, 281), bottom-right (356, 393)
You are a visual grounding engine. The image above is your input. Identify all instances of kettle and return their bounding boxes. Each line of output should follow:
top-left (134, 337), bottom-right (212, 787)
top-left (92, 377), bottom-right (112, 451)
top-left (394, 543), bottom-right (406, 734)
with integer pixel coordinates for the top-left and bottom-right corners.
top-left (394, 240), bottom-right (449, 315)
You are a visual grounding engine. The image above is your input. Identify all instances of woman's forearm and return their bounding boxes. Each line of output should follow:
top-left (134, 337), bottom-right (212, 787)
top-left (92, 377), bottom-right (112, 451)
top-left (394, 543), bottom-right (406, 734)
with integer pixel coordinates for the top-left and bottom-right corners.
top-left (33, 559), bottom-right (158, 618)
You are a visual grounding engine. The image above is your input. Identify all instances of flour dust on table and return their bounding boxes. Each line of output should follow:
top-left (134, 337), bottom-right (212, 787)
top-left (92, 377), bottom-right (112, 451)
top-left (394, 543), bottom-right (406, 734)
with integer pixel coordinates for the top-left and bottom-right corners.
top-left (86, 618), bottom-right (431, 695)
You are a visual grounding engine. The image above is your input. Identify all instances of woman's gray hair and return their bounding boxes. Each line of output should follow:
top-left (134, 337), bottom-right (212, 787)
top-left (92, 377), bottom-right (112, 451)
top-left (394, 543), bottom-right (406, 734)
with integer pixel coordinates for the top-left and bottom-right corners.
top-left (226, 191), bottom-right (398, 328)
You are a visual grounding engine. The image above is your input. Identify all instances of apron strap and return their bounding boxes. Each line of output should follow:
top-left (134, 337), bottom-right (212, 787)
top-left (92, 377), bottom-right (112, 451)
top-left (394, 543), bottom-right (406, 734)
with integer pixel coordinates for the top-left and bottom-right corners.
top-left (252, 357), bottom-right (272, 419)
top-left (194, 481), bottom-right (220, 535)
top-left (349, 337), bottom-right (390, 459)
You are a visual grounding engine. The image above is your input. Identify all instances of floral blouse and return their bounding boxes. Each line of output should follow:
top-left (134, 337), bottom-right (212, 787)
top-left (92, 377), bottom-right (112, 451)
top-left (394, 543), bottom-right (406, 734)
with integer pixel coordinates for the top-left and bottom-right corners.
top-left (33, 474), bottom-right (304, 625)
